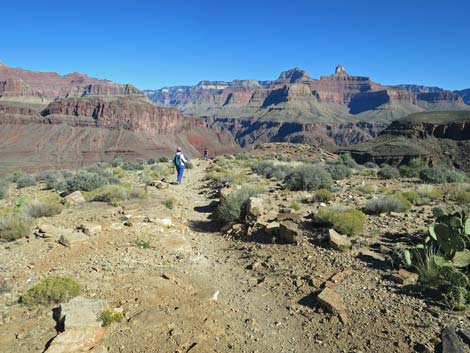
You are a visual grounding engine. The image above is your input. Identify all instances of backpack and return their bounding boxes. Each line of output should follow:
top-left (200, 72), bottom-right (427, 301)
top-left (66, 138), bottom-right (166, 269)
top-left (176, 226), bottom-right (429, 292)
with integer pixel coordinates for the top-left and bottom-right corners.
top-left (173, 154), bottom-right (181, 167)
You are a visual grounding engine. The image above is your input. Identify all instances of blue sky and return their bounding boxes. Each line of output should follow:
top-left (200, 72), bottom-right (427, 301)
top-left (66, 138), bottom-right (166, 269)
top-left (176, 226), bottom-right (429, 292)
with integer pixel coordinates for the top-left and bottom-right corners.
top-left (2, 0), bottom-right (469, 90)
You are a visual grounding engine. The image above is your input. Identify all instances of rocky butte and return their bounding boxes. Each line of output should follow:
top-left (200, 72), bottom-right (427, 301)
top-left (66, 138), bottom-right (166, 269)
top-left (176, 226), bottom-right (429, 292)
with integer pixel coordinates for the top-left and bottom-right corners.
top-left (146, 65), bottom-right (470, 147)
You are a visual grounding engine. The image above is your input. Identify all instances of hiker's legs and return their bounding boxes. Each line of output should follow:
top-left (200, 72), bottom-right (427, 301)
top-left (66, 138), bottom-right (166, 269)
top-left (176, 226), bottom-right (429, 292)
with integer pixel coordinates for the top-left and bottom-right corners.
top-left (177, 165), bottom-right (185, 184)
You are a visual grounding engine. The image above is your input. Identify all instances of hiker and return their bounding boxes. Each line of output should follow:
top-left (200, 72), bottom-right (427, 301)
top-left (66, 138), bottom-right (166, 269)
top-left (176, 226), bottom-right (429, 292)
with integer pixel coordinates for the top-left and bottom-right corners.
top-left (173, 147), bottom-right (188, 184)
top-left (203, 149), bottom-right (208, 161)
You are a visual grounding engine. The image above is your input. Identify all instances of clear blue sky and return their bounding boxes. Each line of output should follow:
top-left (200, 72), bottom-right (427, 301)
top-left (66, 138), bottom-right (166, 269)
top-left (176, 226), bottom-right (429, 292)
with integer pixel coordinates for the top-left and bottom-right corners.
top-left (2, 0), bottom-right (469, 90)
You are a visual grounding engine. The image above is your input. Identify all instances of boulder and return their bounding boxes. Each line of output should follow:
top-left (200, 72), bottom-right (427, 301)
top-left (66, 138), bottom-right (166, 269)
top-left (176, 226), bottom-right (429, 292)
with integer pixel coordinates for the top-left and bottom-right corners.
top-left (327, 229), bottom-right (351, 252)
top-left (442, 326), bottom-right (465, 353)
top-left (265, 221), bottom-right (280, 237)
top-left (45, 327), bottom-right (107, 353)
top-left (65, 191), bottom-right (86, 205)
top-left (59, 232), bottom-right (89, 247)
top-left (390, 269), bottom-right (419, 285)
top-left (316, 287), bottom-right (348, 324)
top-left (246, 197), bottom-right (264, 219)
top-left (278, 221), bottom-right (301, 244)
top-left (59, 296), bottom-right (107, 329)
top-left (218, 187), bottom-right (235, 201)
top-left (79, 223), bottom-right (102, 236)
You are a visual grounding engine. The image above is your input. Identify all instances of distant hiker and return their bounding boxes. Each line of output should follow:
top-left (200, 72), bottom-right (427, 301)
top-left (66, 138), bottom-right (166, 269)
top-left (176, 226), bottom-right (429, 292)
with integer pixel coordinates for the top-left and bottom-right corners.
top-left (203, 149), bottom-right (208, 161)
top-left (173, 147), bottom-right (188, 185)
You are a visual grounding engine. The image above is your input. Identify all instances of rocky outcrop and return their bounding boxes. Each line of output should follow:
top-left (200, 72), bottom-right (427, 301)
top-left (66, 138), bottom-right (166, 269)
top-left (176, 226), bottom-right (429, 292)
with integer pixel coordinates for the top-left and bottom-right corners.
top-left (0, 63), bottom-right (146, 102)
top-left (146, 65), bottom-right (469, 130)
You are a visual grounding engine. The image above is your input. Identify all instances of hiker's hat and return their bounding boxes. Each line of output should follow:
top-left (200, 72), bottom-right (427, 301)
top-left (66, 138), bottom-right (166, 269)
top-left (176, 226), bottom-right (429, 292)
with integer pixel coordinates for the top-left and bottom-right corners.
top-left (176, 147), bottom-right (182, 152)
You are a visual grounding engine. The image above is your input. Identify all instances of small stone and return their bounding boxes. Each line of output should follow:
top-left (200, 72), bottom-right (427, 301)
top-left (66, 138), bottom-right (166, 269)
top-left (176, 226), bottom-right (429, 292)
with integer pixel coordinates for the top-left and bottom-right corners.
top-left (327, 229), bottom-right (351, 252)
top-left (316, 288), bottom-right (348, 324)
top-left (79, 223), bottom-right (102, 236)
top-left (64, 191), bottom-right (86, 205)
top-left (390, 269), bottom-right (419, 285)
top-left (246, 197), bottom-right (264, 219)
top-left (359, 249), bottom-right (386, 262)
top-left (58, 232), bottom-right (89, 247)
top-left (278, 221), bottom-right (301, 244)
top-left (45, 327), bottom-right (107, 353)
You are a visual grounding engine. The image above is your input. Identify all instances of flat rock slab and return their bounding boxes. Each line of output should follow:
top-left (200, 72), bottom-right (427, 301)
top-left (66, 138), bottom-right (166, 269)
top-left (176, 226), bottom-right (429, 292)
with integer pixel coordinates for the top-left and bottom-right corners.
top-left (278, 221), bottom-right (301, 244)
top-left (45, 327), bottom-right (107, 353)
top-left (59, 296), bottom-right (107, 329)
top-left (316, 287), bottom-right (348, 324)
top-left (36, 224), bottom-right (74, 239)
top-left (328, 229), bottom-right (351, 252)
top-left (358, 248), bottom-right (386, 262)
top-left (390, 269), bottom-right (419, 286)
top-left (59, 232), bottom-right (89, 247)
top-left (65, 191), bottom-right (86, 205)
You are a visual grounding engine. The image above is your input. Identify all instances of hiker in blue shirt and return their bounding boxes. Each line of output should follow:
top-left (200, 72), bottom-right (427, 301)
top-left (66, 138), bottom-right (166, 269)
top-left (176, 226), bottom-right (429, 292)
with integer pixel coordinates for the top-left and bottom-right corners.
top-left (173, 147), bottom-right (188, 185)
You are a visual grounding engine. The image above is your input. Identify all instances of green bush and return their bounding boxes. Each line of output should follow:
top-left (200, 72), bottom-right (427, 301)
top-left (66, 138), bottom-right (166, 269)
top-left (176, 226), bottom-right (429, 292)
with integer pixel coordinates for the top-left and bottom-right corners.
top-left (339, 153), bottom-right (359, 168)
top-left (252, 161), bottom-right (294, 181)
top-left (147, 158), bottom-right (156, 165)
top-left (140, 172), bottom-right (154, 186)
top-left (364, 195), bottom-right (412, 214)
top-left (39, 171), bottom-right (66, 191)
top-left (216, 185), bottom-right (262, 225)
top-left (158, 156), bottom-right (169, 163)
top-left (313, 189), bottom-right (333, 202)
top-left (377, 164), bottom-right (400, 179)
top-left (417, 184), bottom-right (443, 202)
top-left (16, 174), bottom-right (37, 189)
top-left (65, 171), bottom-right (117, 193)
top-left (21, 276), bottom-right (80, 305)
top-left (401, 191), bottom-right (420, 204)
top-left (111, 157), bottom-right (123, 167)
top-left (99, 309), bottom-right (124, 327)
top-left (325, 163), bottom-right (352, 180)
top-left (185, 161), bottom-right (194, 169)
top-left (0, 216), bottom-right (31, 241)
top-left (357, 183), bottom-right (377, 194)
top-left (122, 160), bottom-right (145, 171)
top-left (11, 171), bottom-right (25, 183)
top-left (285, 165), bottom-right (332, 191)
top-left (399, 159), bottom-right (426, 178)
top-left (364, 162), bottom-right (378, 169)
top-left (314, 206), bottom-right (366, 236)
top-left (420, 167), bottom-right (466, 184)
top-left (22, 195), bottom-right (63, 218)
top-left (89, 185), bottom-right (146, 205)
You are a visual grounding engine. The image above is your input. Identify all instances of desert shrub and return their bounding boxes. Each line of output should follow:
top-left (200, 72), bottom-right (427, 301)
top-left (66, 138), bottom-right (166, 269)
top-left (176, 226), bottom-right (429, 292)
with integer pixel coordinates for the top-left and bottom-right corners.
top-left (122, 160), bottom-right (145, 171)
top-left (21, 276), bottom-right (80, 305)
top-left (16, 174), bottom-right (37, 189)
top-left (364, 162), bottom-right (378, 169)
top-left (163, 197), bottom-right (176, 209)
top-left (357, 183), bottom-right (377, 194)
top-left (11, 171), bottom-right (25, 183)
top-left (84, 163), bottom-right (111, 175)
top-left (0, 180), bottom-right (9, 200)
top-left (401, 191), bottom-right (420, 204)
top-left (22, 195), bottom-right (63, 218)
top-left (364, 195), bottom-right (411, 214)
top-left (39, 171), bottom-right (67, 191)
top-left (185, 161), bottom-right (194, 169)
top-left (313, 189), bottom-right (333, 202)
top-left (99, 309), bottom-right (124, 327)
top-left (399, 159), bottom-right (426, 178)
top-left (215, 185), bottom-right (262, 225)
top-left (112, 167), bottom-right (125, 178)
top-left (65, 171), bottom-right (117, 193)
top-left (339, 153), bottom-right (359, 168)
top-left (89, 184), bottom-right (146, 205)
top-left (140, 172), bottom-right (154, 186)
top-left (134, 239), bottom-right (151, 249)
top-left (314, 206), bottom-right (366, 236)
top-left (419, 167), bottom-right (466, 184)
top-left (111, 158), bottom-right (123, 167)
top-left (290, 202), bottom-right (302, 211)
top-left (417, 184), bottom-right (442, 202)
top-left (158, 156), bottom-right (169, 163)
top-left (252, 161), bottom-right (294, 181)
top-left (147, 158), bottom-right (156, 165)
top-left (0, 216), bottom-right (31, 241)
top-left (377, 164), bottom-right (400, 179)
top-left (285, 165), bottom-right (332, 191)
top-left (325, 163), bottom-right (352, 180)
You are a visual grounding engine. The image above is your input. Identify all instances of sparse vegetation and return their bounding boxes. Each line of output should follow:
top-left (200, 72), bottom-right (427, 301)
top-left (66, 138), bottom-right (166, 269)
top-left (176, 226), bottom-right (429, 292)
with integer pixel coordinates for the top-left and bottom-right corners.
top-left (314, 206), bottom-right (366, 236)
top-left (400, 191), bottom-right (420, 204)
top-left (16, 174), bottom-right (37, 189)
top-left (399, 159), bottom-right (426, 178)
top-left (325, 163), bottom-right (352, 180)
top-left (135, 239), bottom-right (151, 249)
top-left (0, 215), bottom-right (31, 241)
top-left (65, 171), bottom-right (119, 193)
top-left (419, 167), bottom-right (466, 184)
top-left (284, 165), bottom-right (332, 191)
top-left (364, 195), bottom-right (411, 214)
top-left (0, 180), bottom-right (9, 200)
top-left (215, 185), bottom-right (262, 225)
top-left (313, 189), bottom-right (333, 202)
top-left (158, 156), bottom-right (169, 163)
top-left (417, 184), bottom-right (442, 203)
top-left (21, 195), bottom-right (63, 218)
top-left (99, 309), bottom-right (124, 327)
top-left (163, 197), bottom-right (176, 209)
top-left (122, 160), bottom-right (145, 171)
top-left (252, 161), bottom-right (294, 181)
top-left (21, 276), bottom-right (80, 305)
top-left (88, 184), bottom-right (146, 205)
top-left (377, 164), bottom-right (400, 179)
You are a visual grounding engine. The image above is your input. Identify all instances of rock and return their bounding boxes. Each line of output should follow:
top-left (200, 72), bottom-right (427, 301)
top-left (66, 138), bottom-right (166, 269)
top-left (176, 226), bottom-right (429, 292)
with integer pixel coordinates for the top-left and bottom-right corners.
top-left (316, 288), bottom-right (348, 324)
top-left (457, 328), bottom-right (470, 344)
top-left (327, 229), bottom-right (351, 252)
top-left (265, 221), bottom-right (280, 237)
top-left (278, 221), bottom-right (301, 244)
top-left (442, 326), bottom-right (465, 353)
top-left (79, 223), bottom-right (102, 236)
top-left (65, 191), bottom-right (86, 205)
top-left (59, 296), bottom-right (107, 328)
top-left (36, 224), bottom-right (73, 239)
top-left (390, 269), bottom-right (419, 285)
top-left (45, 327), bottom-right (107, 353)
top-left (246, 197), bottom-right (264, 219)
top-left (156, 218), bottom-right (172, 227)
top-left (358, 248), bottom-right (386, 262)
top-left (58, 232), bottom-right (89, 247)
top-left (276, 213), bottom-right (303, 223)
top-left (218, 187), bottom-right (235, 201)
top-left (154, 181), bottom-right (169, 190)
